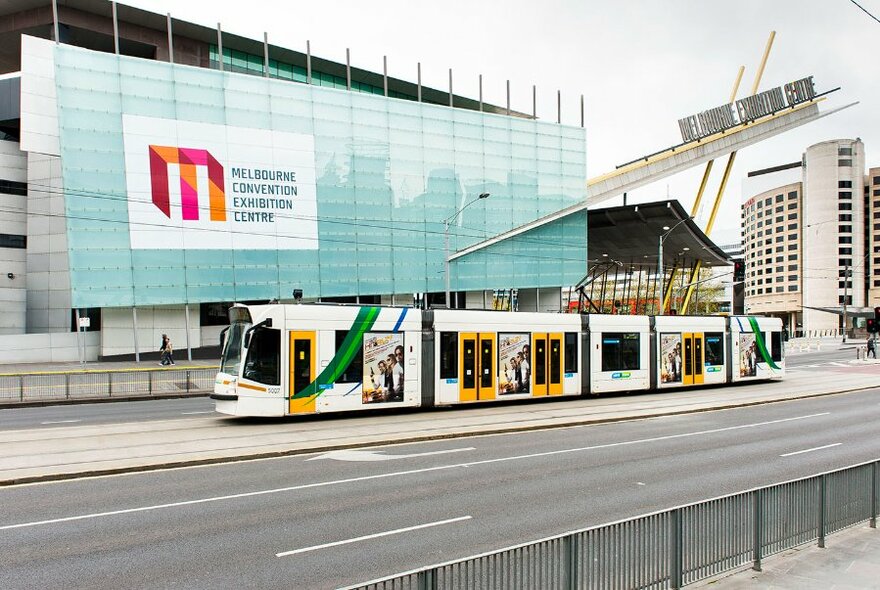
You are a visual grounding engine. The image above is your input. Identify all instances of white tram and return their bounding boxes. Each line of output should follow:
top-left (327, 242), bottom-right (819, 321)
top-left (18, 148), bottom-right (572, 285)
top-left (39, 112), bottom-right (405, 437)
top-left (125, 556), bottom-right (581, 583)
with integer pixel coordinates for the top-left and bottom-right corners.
top-left (211, 304), bottom-right (785, 417)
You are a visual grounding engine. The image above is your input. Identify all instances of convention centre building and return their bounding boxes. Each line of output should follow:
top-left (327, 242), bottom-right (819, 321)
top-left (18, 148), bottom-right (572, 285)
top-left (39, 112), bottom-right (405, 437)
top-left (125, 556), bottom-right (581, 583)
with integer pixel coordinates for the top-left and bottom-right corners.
top-left (0, 0), bottom-right (588, 360)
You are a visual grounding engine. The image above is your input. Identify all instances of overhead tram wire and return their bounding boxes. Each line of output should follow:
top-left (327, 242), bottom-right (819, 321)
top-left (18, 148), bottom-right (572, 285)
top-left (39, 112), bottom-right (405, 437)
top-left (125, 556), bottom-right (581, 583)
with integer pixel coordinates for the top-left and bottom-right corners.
top-left (21, 181), bottom-right (591, 252)
top-left (848, 0), bottom-right (880, 24)
top-left (0, 204), bottom-right (590, 266)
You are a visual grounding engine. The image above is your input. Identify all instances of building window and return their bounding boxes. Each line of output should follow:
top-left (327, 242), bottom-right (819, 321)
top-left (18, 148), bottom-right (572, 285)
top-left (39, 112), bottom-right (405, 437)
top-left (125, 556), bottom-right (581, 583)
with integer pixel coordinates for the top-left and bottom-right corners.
top-left (765, 197), bottom-right (772, 206)
top-left (788, 285), bottom-right (798, 291)
top-left (839, 236), bottom-right (853, 244)
top-left (788, 254), bottom-right (797, 260)
top-left (839, 159), bottom-right (852, 167)
top-left (776, 256), bottom-right (784, 262)
top-left (839, 295), bottom-right (853, 304)
top-left (839, 180), bottom-right (853, 188)
top-left (839, 191), bottom-right (852, 200)
top-left (840, 258), bottom-right (852, 266)
top-left (776, 286), bottom-right (784, 293)
top-left (0, 179), bottom-right (27, 196)
top-left (775, 194), bottom-right (784, 202)
top-left (776, 266), bottom-right (784, 273)
top-left (840, 214), bottom-right (852, 221)
top-left (839, 147), bottom-right (853, 156)
top-left (840, 202), bottom-right (852, 211)
top-left (789, 264), bottom-right (798, 271)
top-left (839, 247), bottom-right (853, 254)
top-left (788, 244), bottom-right (797, 251)
top-left (775, 205), bottom-right (784, 213)
top-left (788, 191), bottom-right (798, 199)
top-left (873, 176), bottom-right (880, 185)
top-left (0, 233), bottom-right (26, 249)
top-left (787, 223), bottom-right (797, 230)
top-left (776, 236), bottom-right (784, 243)
top-left (788, 203), bottom-right (797, 210)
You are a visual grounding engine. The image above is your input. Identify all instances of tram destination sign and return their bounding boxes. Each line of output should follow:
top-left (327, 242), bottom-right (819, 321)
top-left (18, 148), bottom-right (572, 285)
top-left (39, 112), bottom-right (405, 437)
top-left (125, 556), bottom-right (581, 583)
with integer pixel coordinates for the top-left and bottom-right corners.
top-left (677, 76), bottom-right (817, 143)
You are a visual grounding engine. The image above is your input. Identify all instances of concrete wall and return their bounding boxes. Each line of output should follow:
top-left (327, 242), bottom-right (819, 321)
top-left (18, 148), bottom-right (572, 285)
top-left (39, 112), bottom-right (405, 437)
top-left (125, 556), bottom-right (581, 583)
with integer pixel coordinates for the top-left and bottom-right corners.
top-left (0, 330), bottom-right (99, 365)
top-left (26, 152), bottom-right (71, 333)
top-left (0, 139), bottom-right (27, 334)
top-left (101, 305), bottom-right (202, 357)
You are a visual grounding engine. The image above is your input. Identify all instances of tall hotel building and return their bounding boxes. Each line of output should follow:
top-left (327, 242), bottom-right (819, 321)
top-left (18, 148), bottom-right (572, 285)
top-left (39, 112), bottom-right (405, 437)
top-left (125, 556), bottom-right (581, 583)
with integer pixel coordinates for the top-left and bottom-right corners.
top-left (742, 139), bottom-right (873, 334)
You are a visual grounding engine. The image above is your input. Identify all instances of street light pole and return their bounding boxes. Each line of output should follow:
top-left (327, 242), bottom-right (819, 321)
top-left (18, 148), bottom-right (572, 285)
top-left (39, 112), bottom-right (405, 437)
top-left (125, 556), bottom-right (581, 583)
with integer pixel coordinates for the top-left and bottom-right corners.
top-left (444, 192), bottom-right (490, 309)
top-left (657, 216), bottom-right (693, 316)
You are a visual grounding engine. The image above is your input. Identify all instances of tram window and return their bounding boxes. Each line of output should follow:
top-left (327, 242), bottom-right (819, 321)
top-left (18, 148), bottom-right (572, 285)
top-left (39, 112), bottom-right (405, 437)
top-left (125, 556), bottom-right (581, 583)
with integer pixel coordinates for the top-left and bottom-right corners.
top-left (601, 333), bottom-right (640, 372)
top-left (440, 332), bottom-right (458, 379)
top-left (564, 332), bottom-right (578, 373)
top-left (242, 328), bottom-right (280, 385)
top-left (334, 331), bottom-right (364, 382)
top-left (771, 332), bottom-right (782, 362)
top-left (704, 333), bottom-right (724, 366)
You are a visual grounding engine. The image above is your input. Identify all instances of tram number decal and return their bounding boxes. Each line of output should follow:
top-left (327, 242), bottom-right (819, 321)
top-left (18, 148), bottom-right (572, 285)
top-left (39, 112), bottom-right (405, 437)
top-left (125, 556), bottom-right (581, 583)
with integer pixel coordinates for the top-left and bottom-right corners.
top-left (611, 372), bottom-right (632, 380)
top-left (267, 387), bottom-right (281, 395)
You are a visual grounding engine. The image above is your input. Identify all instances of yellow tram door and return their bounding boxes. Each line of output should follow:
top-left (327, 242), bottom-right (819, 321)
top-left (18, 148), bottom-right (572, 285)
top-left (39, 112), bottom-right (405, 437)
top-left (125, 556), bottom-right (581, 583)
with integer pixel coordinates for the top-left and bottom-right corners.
top-left (459, 332), bottom-right (495, 402)
top-left (682, 333), bottom-right (705, 386)
top-left (693, 333), bottom-right (705, 385)
top-left (682, 333), bottom-right (694, 385)
top-left (549, 333), bottom-right (563, 395)
top-left (289, 331), bottom-right (316, 414)
top-left (533, 333), bottom-right (548, 396)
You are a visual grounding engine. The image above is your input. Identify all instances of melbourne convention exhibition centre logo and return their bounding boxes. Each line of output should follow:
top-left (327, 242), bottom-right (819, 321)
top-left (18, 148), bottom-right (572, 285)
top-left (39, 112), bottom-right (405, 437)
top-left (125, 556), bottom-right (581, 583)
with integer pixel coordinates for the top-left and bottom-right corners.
top-left (122, 114), bottom-right (319, 251)
top-left (148, 146), bottom-right (227, 222)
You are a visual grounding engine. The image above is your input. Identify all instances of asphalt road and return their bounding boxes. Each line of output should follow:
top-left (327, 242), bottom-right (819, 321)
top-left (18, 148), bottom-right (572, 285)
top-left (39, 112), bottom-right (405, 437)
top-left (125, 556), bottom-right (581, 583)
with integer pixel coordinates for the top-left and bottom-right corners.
top-left (0, 344), bottom-right (861, 431)
top-left (1, 390), bottom-right (877, 589)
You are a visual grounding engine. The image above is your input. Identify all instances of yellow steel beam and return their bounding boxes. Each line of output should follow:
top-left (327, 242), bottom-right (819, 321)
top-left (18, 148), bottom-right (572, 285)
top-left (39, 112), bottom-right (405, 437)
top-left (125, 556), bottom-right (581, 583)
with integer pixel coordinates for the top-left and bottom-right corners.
top-left (683, 32), bottom-right (775, 314)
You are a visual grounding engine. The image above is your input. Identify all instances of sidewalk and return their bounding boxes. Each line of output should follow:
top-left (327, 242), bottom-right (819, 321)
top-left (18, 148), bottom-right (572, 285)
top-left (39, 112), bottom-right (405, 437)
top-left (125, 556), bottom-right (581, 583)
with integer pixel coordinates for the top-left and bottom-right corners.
top-left (0, 358), bottom-right (219, 375)
top-left (695, 523), bottom-right (880, 589)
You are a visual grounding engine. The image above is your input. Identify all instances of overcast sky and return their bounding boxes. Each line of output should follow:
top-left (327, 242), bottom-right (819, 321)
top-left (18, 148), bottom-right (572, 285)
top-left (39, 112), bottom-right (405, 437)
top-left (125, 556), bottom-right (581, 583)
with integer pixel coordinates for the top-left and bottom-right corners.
top-left (124, 0), bottom-right (880, 245)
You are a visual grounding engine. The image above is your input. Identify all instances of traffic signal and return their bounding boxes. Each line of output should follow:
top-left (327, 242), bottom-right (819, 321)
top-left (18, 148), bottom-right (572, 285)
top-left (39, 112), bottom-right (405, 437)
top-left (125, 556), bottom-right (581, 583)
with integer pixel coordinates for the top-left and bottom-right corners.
top-left (733, 259), bottom-right (745, 282)
top-left (875, 307), bottom-right (880, 321)
top-left (868, 318), bottom-right (879, 333)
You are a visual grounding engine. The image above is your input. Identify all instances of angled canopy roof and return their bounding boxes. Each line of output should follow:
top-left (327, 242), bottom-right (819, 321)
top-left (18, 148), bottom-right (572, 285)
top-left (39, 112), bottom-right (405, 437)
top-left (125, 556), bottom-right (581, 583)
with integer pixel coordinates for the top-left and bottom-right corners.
top-left (588, 199), bottom-right (730, 268)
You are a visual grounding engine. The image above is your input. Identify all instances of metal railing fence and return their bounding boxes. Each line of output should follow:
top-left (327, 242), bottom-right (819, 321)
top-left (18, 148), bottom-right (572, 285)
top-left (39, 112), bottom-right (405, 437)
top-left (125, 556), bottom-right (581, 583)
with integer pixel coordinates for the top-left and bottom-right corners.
top-left (0, 367), bottom-right (219, 403)
top-left (343, 460), bottom-right (878, 590)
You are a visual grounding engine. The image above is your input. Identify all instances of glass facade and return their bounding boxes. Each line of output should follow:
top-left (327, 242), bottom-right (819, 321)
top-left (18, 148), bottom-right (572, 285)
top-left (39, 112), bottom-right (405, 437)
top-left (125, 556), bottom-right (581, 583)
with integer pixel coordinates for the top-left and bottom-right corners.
top-left (52, 43), bottom-right (587, 308)
top-left (208, 45), bottom-right (411, 100)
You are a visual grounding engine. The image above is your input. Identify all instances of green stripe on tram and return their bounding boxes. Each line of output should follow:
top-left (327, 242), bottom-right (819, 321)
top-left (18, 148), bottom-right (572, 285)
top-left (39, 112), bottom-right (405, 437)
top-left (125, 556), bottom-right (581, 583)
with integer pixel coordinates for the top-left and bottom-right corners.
top-left (291, 306), bottom-right (380, 400)
top-left (747, 316), bottom-right (781, 371)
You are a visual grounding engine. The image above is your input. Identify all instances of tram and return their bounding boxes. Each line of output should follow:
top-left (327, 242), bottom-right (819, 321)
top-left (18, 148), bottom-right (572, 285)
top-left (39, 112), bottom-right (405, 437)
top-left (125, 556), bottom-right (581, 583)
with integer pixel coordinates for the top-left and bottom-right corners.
top-left (211, 304), bottom-right (784, 417)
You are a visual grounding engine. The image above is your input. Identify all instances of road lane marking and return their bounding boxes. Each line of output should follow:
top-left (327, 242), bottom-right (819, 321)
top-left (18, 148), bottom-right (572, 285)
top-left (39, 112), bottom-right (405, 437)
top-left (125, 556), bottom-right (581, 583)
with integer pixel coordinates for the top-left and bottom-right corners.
top-left (39, 420), bottom-right (82, 425)
top-left (307, 447), bottom-right (476, 462)
top-left (276, 516), bottom-right (472, 557)
top-left (0, 412), bottom-right (829, 531)
top-left (780, 443), bottom-right (842, 457)
top-left (181, 411), bottom-right (214, 415)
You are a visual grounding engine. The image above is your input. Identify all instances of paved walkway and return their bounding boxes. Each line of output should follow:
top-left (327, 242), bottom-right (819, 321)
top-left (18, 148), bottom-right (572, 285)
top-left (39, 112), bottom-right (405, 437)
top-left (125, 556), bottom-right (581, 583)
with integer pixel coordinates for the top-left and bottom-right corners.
top-left (0, 358), bottom-right (219, 374)
top-left (695, 524), bottom-right (880, 589)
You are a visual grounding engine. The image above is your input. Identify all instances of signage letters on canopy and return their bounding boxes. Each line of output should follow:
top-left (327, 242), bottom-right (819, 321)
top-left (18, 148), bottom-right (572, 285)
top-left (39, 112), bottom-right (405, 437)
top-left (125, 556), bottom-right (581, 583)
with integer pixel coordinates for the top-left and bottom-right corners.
top-left (677, 76), bottom-right (817, 143)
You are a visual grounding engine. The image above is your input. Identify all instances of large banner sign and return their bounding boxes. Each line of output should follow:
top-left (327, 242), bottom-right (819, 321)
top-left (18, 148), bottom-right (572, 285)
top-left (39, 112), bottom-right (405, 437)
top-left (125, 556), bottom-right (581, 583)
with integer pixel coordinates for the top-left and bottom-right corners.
top-left (122, 115), bottom-right (318, 250)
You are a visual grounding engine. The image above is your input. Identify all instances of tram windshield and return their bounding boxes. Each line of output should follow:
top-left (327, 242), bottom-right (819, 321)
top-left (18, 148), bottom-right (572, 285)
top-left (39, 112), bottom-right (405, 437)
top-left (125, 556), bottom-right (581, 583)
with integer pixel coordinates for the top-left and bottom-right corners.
top-left (220, 320), bottom-right (250, 377)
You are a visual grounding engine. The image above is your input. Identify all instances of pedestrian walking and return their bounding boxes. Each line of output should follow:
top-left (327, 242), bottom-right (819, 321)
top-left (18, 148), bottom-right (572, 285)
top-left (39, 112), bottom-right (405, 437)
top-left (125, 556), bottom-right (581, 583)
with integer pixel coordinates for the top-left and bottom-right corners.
top-left (160, 333), bottom-right (175, 365)
top-left (868, 336), bottom-right (876, 359)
